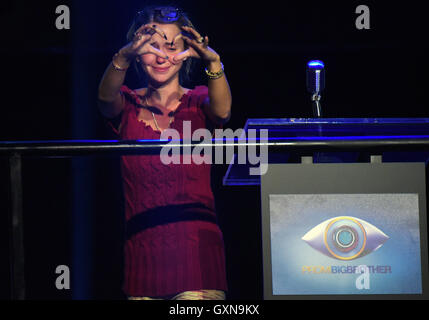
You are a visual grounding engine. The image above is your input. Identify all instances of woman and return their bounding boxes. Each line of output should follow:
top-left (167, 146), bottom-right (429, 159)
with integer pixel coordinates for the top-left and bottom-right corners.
top-left (97, 5), bottom-right (232, 300)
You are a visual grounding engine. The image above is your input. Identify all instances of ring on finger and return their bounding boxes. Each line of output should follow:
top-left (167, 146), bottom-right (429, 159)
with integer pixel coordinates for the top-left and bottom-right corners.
top-left (134, 32), bottom-right (143, 41)
top-left (196, 36), bottom-right (204, 44)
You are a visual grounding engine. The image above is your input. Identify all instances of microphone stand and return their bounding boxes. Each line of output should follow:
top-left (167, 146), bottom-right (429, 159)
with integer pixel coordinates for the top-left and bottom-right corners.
top-left (306, 60), bottom-right (325, 162)
top-left (312, 93), bottom-right (322, 118)
top-left (311, 93), bottom-right (323, 163)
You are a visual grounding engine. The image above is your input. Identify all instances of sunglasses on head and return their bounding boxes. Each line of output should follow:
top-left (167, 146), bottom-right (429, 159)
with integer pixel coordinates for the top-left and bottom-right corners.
top-left (135, 7), bottom-right (183, 24)
top-left (153, 7), bottom-right (181, 21)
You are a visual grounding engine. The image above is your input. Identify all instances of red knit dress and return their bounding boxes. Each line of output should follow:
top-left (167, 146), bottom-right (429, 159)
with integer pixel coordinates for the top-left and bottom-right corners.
top-left (106, 85), bottom-right (227, 297)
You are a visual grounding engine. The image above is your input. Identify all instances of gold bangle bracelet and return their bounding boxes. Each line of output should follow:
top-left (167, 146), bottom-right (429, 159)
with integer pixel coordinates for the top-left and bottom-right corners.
top-left (112, 53), bottom-right (129, 71)
top-left (205, 62), bottom-right (224, 80)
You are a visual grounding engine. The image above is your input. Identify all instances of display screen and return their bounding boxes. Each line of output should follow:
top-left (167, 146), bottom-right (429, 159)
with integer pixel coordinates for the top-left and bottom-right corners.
top-left (269, 193), bottom-right (422, 295)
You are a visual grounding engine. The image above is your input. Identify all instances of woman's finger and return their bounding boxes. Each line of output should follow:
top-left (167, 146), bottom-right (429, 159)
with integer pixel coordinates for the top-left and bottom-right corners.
top-left (182, 35), bottom-right (207, 57)
top-left (148, 24), bottom-right (167, 40)
top-left (182, 35), bottom-right (202, 49)
top-left (133, 32), bottom-right (152, 45)
top-left (171, 33), bottom-right (182, 47)
top-left (203, 36), bottom-right (209, 48)
top-left (173, 49), bottom-right (192, 63)
top-left (181, 26), bottom-right (204, 43)
top-left (135, 24), bottom-right (167, 40)
top-left (134, 23), bottom-right (153, 35)
top-left (181, 35), bottom-right (219, 63)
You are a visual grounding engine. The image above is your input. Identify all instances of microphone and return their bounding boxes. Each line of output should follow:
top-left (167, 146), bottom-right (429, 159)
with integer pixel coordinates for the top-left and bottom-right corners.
top-left (306, 60), bottom-right (325, 117)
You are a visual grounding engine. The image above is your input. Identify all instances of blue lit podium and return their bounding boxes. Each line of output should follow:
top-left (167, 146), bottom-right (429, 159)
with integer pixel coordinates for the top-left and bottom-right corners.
top-left (223, 118), bottom-right (429, 186)
top-left (223, 118), bottom-right (429, 299)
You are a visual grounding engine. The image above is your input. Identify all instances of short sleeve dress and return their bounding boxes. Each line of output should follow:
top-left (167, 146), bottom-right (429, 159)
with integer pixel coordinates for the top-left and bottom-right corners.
top-left (106, 85), bottom-right (228, 298)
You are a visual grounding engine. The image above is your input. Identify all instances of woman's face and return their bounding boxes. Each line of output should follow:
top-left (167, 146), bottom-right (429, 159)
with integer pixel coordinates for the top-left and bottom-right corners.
top-left (139, 22), bottom-right (185, 85)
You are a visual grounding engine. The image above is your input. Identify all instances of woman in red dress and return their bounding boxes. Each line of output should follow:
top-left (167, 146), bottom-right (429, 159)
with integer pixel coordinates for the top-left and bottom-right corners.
top-left (97, 5), bottom-right (232, 300)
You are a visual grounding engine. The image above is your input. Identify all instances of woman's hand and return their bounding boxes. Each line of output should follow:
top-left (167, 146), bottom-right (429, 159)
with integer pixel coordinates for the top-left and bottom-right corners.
top-left (117, 24), bottom-right (169, 64)
top-left (172, 26), bottom-right (220, 65)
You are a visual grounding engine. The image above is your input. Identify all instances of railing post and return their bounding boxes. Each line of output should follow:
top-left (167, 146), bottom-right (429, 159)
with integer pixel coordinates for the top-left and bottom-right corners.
top-left (9, 153), bottom-right (25, 300)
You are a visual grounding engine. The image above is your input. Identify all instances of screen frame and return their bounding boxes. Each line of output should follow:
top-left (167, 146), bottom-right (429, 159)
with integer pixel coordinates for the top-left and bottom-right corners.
top-left (260, 162), bottom-right (429, 300)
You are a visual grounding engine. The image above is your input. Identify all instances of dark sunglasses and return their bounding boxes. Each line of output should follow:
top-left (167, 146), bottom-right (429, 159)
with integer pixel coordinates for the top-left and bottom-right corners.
top-left (135, 7), bottom-right (183, 24)
top-left (153, 7), bottom-right (182, 21)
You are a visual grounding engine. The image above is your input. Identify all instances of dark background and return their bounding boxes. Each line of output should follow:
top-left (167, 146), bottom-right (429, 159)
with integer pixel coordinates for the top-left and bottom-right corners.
top-left (0, 0), bottom-right (428, 299)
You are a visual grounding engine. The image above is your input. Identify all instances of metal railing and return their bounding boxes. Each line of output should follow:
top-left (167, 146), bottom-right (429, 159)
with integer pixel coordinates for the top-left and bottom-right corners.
top-left (2, 137), bottom-right (429, 299)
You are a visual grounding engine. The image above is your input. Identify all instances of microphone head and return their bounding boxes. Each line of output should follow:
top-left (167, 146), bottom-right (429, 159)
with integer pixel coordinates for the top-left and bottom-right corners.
top-left (306, 60), bottom-right (325, 94)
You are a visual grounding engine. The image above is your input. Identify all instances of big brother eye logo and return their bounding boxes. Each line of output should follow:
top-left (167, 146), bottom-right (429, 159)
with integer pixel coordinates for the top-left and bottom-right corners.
top-left (302, 216), bottom-right (389, 260)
